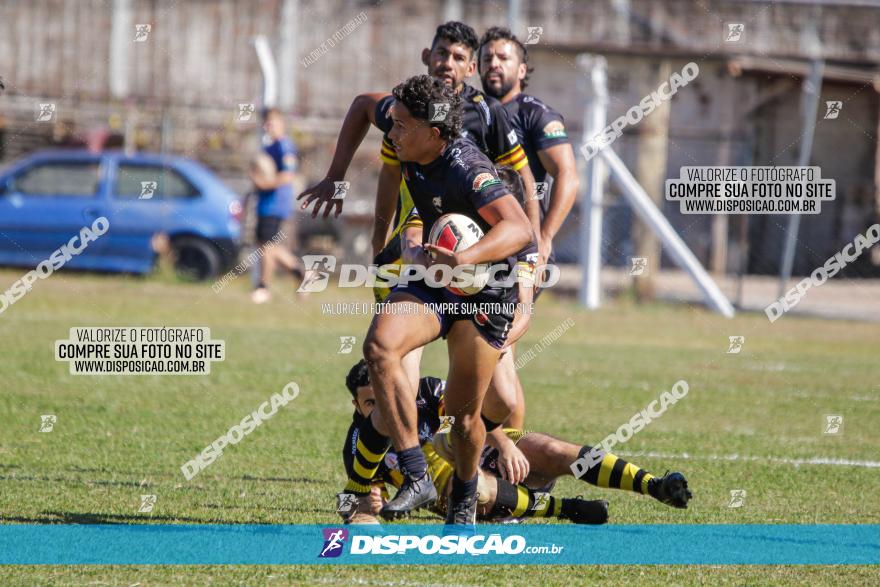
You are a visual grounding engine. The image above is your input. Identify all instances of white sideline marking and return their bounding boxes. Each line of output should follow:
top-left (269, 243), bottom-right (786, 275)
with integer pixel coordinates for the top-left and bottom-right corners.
top-left (617, 450), bottom-right (880, 469)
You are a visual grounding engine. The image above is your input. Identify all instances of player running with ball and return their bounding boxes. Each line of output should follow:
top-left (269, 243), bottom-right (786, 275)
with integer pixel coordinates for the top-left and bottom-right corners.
top-left (329, 75), bottom-right (534, 528)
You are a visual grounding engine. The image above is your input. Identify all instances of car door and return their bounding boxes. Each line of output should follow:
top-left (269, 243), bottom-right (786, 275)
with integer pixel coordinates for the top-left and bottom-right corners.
top-left (102, 158), bottom-right (198, 271)
top-left (0, 156), bottom-right (107, 269)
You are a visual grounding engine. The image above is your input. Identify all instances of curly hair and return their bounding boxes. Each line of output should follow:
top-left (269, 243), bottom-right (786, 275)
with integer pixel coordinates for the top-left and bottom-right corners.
top-left (496, 165), bottom-right (524, 203)
top-left (391, 74), bottom-right (463, 141)
top-left (345, 359), bottom-right (370, 398)
top-left (432, 21), bottom-right (479, 57)
top-left (478, 27), bottom-right (533, 90)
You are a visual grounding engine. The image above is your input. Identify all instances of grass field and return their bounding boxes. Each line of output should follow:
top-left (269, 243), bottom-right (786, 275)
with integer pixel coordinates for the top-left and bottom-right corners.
top-left (0, 267), bottom-right (878, 585)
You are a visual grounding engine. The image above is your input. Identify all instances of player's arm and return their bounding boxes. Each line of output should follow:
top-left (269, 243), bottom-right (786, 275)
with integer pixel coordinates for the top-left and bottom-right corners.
top-left (372, 163), bottom-right (402, 257)
top-left (400, 212), bottom-right (427, 266)
top-left (516, 164), bottom-right (542, 253)
top-left (297, 91), bottom-right (390, 218)
top-left (485, 427), bottom-right (530, 484)
top-left (537, 143), bottom-right (579, 262)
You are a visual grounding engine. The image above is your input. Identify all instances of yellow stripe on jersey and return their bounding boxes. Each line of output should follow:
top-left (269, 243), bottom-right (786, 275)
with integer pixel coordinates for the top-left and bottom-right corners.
top-left (380, 139), bottom-right (400, 166)
top-left (494, 144), bottom-right (528, 171)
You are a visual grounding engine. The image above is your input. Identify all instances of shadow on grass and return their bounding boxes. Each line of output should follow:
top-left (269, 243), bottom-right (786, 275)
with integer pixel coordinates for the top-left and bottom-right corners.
top-left (0, 511), bottom-right (212, 524)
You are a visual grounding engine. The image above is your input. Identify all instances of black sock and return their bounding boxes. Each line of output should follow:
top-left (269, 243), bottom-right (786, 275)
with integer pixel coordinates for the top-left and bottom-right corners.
top-left (450, 473), bottom-right (478, 503)
top-left (343, 416), bottom-right (391, 495)
top-left (489, 478), bottom-right (561, 519)
top-left (397, 445), bottom-right (428, 481)
top-left (489, 478), bottom-right (519, 518)
top-left (481, 414), bottom-right (501, 432)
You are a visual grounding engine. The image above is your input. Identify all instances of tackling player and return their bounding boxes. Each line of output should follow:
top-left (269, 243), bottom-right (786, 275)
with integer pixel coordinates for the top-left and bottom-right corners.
top-left (341, 360), bottom-right (692, 525)
top-left (340, 360), bottom-right (609, 526)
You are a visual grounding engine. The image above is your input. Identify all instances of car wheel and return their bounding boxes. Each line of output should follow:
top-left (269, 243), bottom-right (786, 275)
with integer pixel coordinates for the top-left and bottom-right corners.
top-left (172, 236), bottom-right (222, 281)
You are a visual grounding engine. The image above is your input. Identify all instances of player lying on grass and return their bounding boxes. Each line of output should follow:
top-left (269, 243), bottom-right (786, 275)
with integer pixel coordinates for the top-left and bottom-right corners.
top-left (340, 360), bottom-right (607, 525)
top-left (340, 360), bottom-right (693, 525)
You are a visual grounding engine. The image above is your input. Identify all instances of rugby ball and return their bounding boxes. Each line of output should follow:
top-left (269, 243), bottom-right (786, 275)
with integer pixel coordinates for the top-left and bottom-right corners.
top-left (249, 153), bottom-right (277, 190)
top-left (427, 213), bottom-right (490, 296)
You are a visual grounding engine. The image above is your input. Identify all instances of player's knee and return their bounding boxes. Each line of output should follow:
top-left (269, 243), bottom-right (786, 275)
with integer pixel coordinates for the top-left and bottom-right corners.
top-left (452, 412), bottom-right (482, 436)
top-left (545, 439), bottom-right (572, 465)
top-left (362, 333), bottom-right (398, 366)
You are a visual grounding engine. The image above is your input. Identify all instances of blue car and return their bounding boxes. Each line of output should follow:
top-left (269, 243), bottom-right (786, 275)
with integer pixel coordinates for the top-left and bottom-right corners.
top-left (0, 150), bottom-right (241, 280)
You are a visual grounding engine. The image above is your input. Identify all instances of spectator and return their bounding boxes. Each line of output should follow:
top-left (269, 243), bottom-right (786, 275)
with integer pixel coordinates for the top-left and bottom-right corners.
top-left (248, 108), bottom-right (305, 303)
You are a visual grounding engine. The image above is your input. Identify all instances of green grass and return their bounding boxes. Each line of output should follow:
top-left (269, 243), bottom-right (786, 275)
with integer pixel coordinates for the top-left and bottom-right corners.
top-left (0, 267), bottom-right (878, 585)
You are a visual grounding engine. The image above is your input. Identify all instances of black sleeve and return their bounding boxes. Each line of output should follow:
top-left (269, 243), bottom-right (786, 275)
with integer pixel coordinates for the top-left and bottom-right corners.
top-left (342, 422), bottom-right (359, 479)
top-left (488, 101), bottom-right (528, 170)
top-left (374, 95), bottom-right (400, 166)
top-left (374, 95), bottom-right (394, 134)
top-left (530, 106), bottom-right (570, 152)
top-left (464, 166), bottom-right (511, 211)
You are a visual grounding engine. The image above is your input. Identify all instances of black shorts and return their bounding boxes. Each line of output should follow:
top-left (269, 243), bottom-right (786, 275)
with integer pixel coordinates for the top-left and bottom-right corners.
top-left (255, 216), bottom-right (284, 244)
top-left (390, 279), bottom-right (518, 350)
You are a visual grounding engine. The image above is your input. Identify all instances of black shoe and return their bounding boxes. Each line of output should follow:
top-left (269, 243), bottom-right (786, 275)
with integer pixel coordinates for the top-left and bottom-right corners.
top-left (380, 473), bottom-right (437, 520)
top-left (651, 471), bottom-right (692, 509)
top-left (559, 497), bottom-right (609, 524)
top-left (444, 491), bottom-right (478, 531)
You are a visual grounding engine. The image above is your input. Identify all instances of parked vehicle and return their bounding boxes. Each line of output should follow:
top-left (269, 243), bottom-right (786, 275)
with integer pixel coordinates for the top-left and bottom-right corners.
top-left (0, 150), bottom-right (242, 280)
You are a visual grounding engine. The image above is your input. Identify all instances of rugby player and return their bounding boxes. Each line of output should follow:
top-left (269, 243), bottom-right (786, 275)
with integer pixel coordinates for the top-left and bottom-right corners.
top-left (341, 360), bottom-right (692, 525)
top-left (297, 22), bottom-right (539, 517)
top-left (477, 27), bottom-right (580, 434)
top-left (326, 75), bottom-right (534, 527)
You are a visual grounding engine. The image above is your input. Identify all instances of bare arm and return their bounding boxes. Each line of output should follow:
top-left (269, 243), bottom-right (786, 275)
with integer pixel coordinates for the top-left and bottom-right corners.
top-left (517, 164), bottom-right (542, 249)
top-left (372, 163), bottom-right (402, 257)
top-left (297, 91), bottom-right (390, 218)
top-left (536, 144), bottom-right (579, 257)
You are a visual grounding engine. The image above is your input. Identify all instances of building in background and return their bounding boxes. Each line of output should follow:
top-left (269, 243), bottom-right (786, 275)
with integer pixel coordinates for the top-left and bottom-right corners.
top-left (1, 0), bottom-right (878, 278)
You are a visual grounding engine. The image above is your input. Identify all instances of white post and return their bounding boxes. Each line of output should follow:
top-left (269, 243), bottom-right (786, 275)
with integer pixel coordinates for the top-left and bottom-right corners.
top-left (778, 58), bottom-right (824, 298)
top-left (277, 0), bottom-right (299, 111)
top-left (578, 55), bottom-right (608, 308)
top-left (601, 148), bottom-right (736, 318)
top-left (253, 35), bottom-right (278, 109)
top-left (109, 0), bottom-right (131, 100)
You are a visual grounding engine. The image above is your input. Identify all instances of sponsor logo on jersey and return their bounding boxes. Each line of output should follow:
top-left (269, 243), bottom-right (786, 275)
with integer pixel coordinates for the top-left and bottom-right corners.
top-left (473, 172), bottom-right (501, 191)
top-left (472, 94), bottom-right (491, 125)
top-left (543, 121), bottom-right (567, 139)
top-left (507, 129), bottom-right (518, 145)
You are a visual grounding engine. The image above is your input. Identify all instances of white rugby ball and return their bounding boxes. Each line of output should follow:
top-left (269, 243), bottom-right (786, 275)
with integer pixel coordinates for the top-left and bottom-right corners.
top-left (427, 213), bottom-right (490, 296)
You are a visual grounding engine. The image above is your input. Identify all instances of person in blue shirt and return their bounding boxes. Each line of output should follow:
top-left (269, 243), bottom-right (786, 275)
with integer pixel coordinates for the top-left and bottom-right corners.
top-left (249, 108), bottom-right (303, 304)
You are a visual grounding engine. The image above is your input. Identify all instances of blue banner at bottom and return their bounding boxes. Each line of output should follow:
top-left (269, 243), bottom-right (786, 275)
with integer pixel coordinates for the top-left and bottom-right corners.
top-left (0, 524), bottom-right (877, 565)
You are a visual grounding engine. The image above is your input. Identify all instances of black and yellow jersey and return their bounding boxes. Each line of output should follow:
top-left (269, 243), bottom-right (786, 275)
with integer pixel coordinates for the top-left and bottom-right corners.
top-left (342, 376), bottom-right (446, 488)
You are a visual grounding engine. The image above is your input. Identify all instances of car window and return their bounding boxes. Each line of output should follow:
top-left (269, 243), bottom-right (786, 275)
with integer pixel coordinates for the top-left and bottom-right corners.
top-left (13, 162), bottom-right (101, 197)
top-left (115, 164), bottom-right (200, 200)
